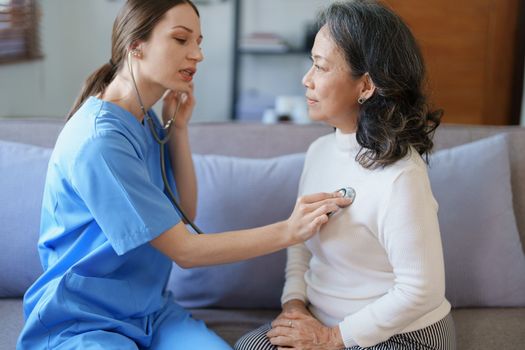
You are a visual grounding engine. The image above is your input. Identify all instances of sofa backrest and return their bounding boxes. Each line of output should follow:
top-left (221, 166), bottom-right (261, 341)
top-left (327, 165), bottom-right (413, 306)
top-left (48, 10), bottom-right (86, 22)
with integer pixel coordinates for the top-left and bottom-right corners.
top-left (189, 123), bottom-right (525, 248)
top-left (1, 118), bottom-right (524, 249)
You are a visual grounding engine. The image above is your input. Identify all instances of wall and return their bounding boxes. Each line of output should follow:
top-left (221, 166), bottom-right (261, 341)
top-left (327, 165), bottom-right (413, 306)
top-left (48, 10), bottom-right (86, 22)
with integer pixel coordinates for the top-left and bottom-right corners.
top-left (0, 0), bottom-right (118, 119)
top-left (0, 0), bottom-right (233, 122)
top-left (0, 0), bottom-right (336, 122)
top-left (237, 0), bottom-right (336, 121)
top-left (240, 0), bottom-right (330, 95)
top-left (0, 0), bottom-right (522, 123)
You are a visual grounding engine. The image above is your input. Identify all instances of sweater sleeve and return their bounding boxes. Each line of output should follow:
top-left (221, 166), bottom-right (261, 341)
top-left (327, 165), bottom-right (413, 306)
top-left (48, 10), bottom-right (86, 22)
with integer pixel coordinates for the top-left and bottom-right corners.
top-left (281, 243), bottom-right (312, 304)
top-left (339, 166), bottom-right (447, 347)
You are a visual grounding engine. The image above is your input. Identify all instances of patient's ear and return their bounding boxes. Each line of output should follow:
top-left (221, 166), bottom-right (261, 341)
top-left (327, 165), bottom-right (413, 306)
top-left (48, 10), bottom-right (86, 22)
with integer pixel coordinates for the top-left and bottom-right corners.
top-left (360, 73), bottom-right (376, 100)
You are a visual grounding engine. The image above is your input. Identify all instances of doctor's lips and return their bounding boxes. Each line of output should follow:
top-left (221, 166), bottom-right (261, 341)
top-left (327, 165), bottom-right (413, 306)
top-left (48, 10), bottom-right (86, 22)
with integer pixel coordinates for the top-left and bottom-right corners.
top-left (180, 67), bottom-right (196, 82)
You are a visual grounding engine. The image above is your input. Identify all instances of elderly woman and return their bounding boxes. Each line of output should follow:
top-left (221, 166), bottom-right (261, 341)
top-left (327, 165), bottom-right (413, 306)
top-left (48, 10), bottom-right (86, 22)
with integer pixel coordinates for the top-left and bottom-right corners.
top-left (235, 1), bottom-right (456, 349)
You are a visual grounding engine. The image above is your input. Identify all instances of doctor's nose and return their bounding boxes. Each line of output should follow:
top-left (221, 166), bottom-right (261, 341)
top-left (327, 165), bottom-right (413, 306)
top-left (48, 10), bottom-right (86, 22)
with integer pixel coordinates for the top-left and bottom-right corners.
top-left (189, 47), bottom-right (204, 62)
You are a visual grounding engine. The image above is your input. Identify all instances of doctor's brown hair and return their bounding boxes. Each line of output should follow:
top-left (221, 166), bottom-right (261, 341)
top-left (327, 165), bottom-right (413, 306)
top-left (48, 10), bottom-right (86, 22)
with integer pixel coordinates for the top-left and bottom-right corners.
top-left (67, 0), bottom-right (199, 120)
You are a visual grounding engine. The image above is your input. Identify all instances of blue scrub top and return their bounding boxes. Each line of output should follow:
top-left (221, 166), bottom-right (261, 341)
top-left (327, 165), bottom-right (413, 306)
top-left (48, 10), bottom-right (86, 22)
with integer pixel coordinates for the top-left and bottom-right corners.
top-left (20, 97), bottom-right (182, 347)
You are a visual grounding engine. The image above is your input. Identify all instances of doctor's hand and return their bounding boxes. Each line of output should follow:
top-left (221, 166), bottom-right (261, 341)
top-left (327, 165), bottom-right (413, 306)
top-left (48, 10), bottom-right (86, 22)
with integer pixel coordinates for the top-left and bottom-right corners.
top-left (162, 84), bottom-right (196, 130)
top-left (285, 192), bottom-right (352, 244)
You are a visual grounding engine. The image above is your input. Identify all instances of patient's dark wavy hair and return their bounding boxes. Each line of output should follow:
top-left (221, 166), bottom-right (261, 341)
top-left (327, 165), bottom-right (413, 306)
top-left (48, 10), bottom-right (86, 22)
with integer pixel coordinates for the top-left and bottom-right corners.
top-left (319, 0), bottom-right (442, 168)
top-left (66, 0), bottom-right (199, 120)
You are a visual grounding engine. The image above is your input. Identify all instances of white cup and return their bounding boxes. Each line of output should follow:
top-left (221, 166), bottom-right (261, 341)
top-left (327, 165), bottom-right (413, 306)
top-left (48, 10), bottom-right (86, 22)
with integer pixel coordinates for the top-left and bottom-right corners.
top-left (275, 95), bottom-right (308, 123)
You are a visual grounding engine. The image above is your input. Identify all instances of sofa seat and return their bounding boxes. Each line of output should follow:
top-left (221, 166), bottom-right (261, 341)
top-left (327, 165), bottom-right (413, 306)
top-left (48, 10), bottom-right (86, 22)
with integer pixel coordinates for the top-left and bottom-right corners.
top-left (2, 298), bottom-right (524, 349)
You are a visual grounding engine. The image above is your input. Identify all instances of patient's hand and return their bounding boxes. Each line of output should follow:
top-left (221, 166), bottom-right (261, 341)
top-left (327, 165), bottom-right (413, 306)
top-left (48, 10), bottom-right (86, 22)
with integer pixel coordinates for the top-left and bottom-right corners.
top-left (267, 310), bottom-right (345, 350)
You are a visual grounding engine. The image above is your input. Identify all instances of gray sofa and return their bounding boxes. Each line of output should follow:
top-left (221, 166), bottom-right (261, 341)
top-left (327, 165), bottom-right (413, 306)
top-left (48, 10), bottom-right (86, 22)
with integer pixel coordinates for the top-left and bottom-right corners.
top-left (1, 118), bottom-right (524, 350)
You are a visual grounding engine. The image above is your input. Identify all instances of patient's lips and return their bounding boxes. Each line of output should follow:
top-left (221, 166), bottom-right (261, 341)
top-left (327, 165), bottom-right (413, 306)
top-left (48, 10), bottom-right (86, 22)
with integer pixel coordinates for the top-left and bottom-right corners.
top-left (306, 95), bottom-right (318, 106)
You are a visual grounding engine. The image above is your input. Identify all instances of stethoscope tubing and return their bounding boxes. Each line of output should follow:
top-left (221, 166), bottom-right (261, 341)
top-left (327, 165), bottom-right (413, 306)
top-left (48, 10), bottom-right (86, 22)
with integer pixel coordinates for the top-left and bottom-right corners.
top-left (128, 51), bottom-right (204, 234)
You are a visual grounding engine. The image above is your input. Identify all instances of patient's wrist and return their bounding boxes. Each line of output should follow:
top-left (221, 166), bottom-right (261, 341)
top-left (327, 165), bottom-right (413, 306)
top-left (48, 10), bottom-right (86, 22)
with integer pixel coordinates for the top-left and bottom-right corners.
top-left (282, 299), bottom-right (308, 314)
top-left (328, 326), bottom-right (345, 349)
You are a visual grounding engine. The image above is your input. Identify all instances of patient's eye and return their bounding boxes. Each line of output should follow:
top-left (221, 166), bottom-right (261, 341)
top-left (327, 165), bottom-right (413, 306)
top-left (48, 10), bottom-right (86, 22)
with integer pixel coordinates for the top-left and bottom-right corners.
top-left (310, 56), bottom-right (326, 72)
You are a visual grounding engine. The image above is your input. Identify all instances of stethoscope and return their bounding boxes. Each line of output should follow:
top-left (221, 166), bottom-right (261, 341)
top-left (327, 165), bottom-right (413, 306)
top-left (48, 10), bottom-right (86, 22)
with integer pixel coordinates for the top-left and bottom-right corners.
top-left (127, 51), bottom-right (203, 234)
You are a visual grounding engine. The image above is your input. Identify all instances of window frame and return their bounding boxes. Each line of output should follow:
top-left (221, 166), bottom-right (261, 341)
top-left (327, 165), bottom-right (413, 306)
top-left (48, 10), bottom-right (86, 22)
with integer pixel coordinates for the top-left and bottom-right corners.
top-left (0, 0), bottom-right (42, 65)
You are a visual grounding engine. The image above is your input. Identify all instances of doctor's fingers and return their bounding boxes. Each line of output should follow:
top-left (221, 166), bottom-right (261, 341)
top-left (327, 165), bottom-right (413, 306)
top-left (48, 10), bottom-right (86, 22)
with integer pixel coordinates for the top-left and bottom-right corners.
top-left (301, 196), bottom-right (352, 214)
top-left (297, 192), bottom-right (343, 205)
top-left (302, 204), bottom-right (343, 233)
top-left (290, 213), bottom-right (328, 242)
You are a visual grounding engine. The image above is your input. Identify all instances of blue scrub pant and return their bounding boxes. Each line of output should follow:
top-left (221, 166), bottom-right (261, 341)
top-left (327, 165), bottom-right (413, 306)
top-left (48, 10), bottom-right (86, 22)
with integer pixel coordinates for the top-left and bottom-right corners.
top-left (50, 303), bottom-right (233, 350)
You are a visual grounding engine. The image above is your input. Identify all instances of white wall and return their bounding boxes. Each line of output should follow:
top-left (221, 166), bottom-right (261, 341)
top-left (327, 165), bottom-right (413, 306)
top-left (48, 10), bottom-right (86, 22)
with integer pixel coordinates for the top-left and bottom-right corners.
top-left (240, 0), bottom-right (332, 97)
top-left (0, 0), bottom-right (233, 122)
top-left (237, 0), bottom-right (337, 120)
top-left (192, 1), bottom-right (233, 122)
top-left (0, 0), bottom-right (341, 122)
top-left (1, 0), bottom-right (523, 123)
top-left (0, 0), bottom-right (119, 119)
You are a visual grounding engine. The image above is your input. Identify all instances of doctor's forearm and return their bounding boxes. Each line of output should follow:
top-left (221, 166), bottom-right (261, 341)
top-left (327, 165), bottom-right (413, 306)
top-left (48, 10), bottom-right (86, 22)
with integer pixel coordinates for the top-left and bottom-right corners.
top-left (151, 193), bottom-right (348, 267)
top-left (169, 127), bottom-right (197, 220)
top-left (151, 221), bottom-right (293, 268)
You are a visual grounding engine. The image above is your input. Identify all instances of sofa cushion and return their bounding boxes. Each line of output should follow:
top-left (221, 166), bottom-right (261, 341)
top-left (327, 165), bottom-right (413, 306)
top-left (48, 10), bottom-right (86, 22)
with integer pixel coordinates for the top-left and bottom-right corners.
top-left (167, 153), bottom-right (305, 308)
top-left (429, 133), bottom-right (525, 307)
top-left (0, 141), bottom-right (51, 297)
top-left (168, 134), bottom-right (525, 309)
top-left (3, 133), bottom-right (524, 309)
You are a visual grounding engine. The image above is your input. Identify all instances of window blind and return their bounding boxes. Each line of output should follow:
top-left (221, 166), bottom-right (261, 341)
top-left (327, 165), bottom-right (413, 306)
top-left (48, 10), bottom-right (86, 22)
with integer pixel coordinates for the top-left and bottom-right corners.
top-left (0, 0), bottom-right (41, 64)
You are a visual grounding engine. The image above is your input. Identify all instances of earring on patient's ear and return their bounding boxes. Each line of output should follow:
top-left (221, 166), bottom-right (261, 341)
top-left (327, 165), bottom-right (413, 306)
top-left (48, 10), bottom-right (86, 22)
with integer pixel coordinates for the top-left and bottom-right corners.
top-left (358, 96), bottom-right (366, 105)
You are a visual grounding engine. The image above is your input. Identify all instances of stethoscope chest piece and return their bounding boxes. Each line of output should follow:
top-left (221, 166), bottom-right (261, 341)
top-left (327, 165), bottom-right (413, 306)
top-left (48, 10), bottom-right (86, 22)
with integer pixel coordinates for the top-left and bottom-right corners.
top-left (328, 187), bottom-right (356, 217)
top-left (337, 187), bottom-right (356, 202)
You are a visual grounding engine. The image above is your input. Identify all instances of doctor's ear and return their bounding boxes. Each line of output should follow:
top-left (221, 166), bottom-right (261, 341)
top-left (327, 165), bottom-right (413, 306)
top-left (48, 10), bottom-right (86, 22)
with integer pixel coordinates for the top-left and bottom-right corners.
top-left (132, 49), bottom-right (142, 58)
top-left (129, 42), bottom-right (143, 59)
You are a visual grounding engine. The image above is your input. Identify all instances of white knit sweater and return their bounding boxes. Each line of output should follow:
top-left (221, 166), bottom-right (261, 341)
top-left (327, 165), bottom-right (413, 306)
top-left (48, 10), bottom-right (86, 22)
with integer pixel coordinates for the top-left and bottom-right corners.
top-left (281, 129), bottom-right (451, 348)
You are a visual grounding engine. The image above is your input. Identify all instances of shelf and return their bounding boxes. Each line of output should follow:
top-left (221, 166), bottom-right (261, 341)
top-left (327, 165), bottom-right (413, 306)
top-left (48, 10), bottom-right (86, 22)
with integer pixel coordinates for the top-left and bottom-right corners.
top-left (230, 0), bottom-right (313, 121)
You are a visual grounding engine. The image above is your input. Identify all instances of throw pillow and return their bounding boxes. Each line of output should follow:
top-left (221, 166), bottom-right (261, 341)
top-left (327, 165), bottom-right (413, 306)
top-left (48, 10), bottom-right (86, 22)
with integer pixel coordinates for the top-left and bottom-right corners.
top-left (0, 141), bottom-right (51, 297)
top-left (429, 133), bottom-right (525, 307)
top-left (167, 153), bottom-right (305, 308)
top-left (169, 134), bottom-right (525, 309)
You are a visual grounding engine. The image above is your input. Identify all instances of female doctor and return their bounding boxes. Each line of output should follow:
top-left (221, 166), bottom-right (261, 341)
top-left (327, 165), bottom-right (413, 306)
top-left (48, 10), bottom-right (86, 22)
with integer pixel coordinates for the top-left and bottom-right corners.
top-left (16, 1), bottom-right (352, 349)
